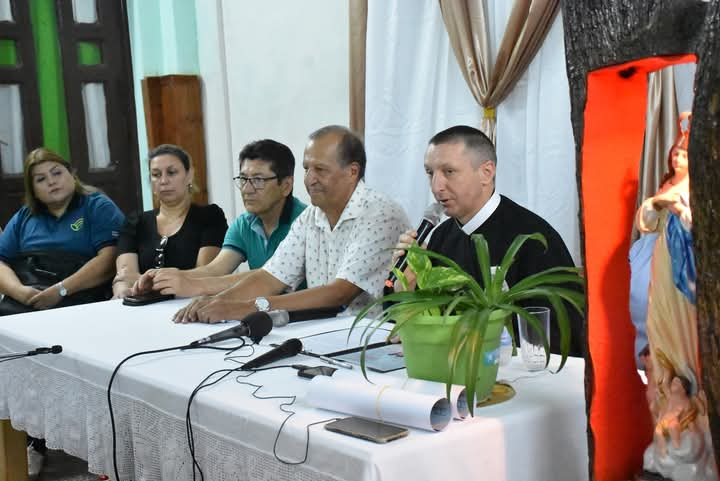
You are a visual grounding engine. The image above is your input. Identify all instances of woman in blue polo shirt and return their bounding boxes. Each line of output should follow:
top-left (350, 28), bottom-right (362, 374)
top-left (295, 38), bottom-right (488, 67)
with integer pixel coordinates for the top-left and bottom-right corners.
top-left (0, 148), bottom-right (125, 314)
top-left (113, 144), bottom-right (228, 298)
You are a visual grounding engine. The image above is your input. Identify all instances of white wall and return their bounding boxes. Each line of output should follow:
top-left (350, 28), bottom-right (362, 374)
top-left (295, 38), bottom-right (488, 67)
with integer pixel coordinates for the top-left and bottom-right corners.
top-left (127, 0), bottom-right (201, 209)
top-left (196, 0), bottom-right (350, 220)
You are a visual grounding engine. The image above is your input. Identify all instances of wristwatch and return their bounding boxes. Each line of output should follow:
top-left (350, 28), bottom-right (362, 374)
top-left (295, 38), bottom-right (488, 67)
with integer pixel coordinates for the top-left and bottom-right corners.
top-left (254, 296), bottom-right (270, 312)
top-left (56, 281), bottom-right (68, 297)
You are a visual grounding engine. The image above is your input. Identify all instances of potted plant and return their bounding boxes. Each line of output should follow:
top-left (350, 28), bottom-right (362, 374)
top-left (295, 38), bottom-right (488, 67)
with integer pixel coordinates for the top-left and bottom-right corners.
top-left (352, 233), bottom-right (585, 413)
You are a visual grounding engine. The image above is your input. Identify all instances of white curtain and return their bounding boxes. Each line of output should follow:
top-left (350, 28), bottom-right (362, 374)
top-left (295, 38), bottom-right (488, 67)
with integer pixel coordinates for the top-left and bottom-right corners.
top-left (364, 0), bottom-right (581, 263)
top-left (82, 83), bottom-right (111, 169)
top-left (0, 84), bottom-right (25, 174)
top-left (494, 12), bottom-right (580, 263)
top-left (364, 0), bottom-right (483, 225)
top-left (0, 0), bottom-right (12, 22)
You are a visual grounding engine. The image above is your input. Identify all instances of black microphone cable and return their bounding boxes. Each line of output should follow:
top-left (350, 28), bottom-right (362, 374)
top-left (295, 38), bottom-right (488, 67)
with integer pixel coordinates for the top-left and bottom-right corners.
top-left (107, 342), bottom-right (247, 481)
top-left (188, 353), bottom-right (338, 473)
top-left (0, 354), bottom-right (27, 364)
top-left (184, 343), bottom-right (266, 481)
top-left (0, 345), bottom-right (63, 364)
top-left (108, 342), bottom-right (338, 481)
top-left (184, 352), bottom-right (302, 481)
top-left (233, 370), bottom-right (340, 466)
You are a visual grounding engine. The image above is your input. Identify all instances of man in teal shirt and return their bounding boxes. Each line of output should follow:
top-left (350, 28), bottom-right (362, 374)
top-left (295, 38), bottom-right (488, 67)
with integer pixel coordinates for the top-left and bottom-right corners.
top-left (138, 139), bottom-right (306, 297)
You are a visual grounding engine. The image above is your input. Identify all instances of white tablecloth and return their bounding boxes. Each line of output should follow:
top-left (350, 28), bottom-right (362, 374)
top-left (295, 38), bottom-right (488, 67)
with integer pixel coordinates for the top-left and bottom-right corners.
top-left (0, 299), bottom-right (588, 481)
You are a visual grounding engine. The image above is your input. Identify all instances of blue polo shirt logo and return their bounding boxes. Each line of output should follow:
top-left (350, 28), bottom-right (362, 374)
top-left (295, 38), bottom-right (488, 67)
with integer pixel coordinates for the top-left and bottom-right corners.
top-left (70, 217), bottom-right (85, 232)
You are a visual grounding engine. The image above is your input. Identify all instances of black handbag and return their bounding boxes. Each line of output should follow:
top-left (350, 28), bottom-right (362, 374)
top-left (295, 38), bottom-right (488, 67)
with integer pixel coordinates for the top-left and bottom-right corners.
top-left (0, 250), bottom-right (111, 316)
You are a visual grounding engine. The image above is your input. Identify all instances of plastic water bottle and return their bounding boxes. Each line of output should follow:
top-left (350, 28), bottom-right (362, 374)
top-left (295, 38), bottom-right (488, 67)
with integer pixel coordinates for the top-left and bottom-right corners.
top-left (499, 327), bottom-right (513, 366)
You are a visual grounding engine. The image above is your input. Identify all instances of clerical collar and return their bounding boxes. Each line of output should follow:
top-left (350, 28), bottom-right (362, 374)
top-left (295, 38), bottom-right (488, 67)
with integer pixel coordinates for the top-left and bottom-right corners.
top-left (459, 191), bottom-right (501, 235)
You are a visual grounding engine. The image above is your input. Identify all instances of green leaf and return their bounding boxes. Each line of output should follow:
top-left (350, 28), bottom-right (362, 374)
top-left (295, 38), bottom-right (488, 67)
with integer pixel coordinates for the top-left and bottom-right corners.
top-left (406, 244), bottom-right (432, 287)
top-left (406, 245), bottom-right (482, 291)
top-left (509, 287), bottom-right (585, 315)
top-left (423, 267), bottom-right (474, 291)
top-left (463, 308), bottom-right (490, 414)
top-left (447, 310), bottom-right (476, 366)
top-left (392, 267), bottom-right (410, 291)
top-left (472, 235), bottom-right (492, 291)
top-left (448, 313), bottom-right (471, 396)
top-left (494, 233), bottom-right (548, 292)
top-left (545, 295), bottom-right (572, 371)
top-left (508, 268), bottom-right (585, 294)
top-left (442, 295), bottom-right (465, 318)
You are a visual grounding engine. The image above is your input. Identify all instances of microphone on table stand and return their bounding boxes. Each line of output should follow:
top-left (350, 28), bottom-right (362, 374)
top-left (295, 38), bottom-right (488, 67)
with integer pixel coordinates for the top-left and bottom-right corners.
top-left (190, 311), bottom-right (274, 346)
top-left (241, 338), bottom-right (303, 370)
top-left (0, 345), bottom-right (63, 362)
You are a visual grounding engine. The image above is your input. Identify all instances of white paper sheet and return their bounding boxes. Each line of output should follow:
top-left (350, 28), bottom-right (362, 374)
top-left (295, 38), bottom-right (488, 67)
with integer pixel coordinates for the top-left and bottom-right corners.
top-left (398, 378), bottom-right (468, 419)
top-left (332, 371), bottom-right (468, 420)
top-left (306, 376), bottom-right (452, 431)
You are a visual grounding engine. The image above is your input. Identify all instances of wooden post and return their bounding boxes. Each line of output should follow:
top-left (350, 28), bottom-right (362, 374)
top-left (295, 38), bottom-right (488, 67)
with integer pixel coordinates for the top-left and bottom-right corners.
top-left (688, 23), bottom-right (720, 466)
top-left (0, 420), bottom-right (27, 481)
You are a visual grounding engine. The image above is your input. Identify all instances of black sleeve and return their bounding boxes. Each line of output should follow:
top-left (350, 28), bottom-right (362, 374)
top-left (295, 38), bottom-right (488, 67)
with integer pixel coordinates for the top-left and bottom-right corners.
top-left (116, 212), bottom-right (143, 256)
top-left (198, 204), bottom-right (228, 248)
top-left (512, 223), bottom-right (585, 358)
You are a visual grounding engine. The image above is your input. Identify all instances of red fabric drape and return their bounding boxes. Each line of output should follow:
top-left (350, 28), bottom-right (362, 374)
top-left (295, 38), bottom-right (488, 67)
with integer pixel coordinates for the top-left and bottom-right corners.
top-left (582, 54), bottom-right (697, 481)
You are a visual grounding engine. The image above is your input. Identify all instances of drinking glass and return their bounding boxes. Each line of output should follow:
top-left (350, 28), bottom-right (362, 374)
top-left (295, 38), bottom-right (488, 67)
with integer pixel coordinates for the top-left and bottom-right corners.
top-left (516, 306), bottom-right (550, 371)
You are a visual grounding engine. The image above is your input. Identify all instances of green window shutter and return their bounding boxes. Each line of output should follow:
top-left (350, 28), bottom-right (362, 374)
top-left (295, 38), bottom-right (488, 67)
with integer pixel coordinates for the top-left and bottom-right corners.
top-left (30, 0), bottom-right (70, 161)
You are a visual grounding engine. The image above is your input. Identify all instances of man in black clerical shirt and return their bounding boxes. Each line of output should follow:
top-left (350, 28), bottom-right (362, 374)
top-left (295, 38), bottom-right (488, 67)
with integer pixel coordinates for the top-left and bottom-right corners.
top-left (395, 125), bottom-right (584, 356)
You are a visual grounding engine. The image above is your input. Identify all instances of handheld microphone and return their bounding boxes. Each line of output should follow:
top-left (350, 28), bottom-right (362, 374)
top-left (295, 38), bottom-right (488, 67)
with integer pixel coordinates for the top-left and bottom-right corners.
top-left (268, 306), bottom-right (344, 328)
top-left (190, 312), bottom-right (273, 346)
top-left (241, 338), bottom-right (303, 370)
top-left (386, 203), bottom-right (444, 287)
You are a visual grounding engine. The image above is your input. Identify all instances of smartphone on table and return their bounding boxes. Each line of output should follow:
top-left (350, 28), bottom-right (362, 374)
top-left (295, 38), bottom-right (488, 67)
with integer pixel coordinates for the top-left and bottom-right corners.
top-left (122, 291), bottom-right (175, 306)
top-left (324, 416), bottom-right (409, 443)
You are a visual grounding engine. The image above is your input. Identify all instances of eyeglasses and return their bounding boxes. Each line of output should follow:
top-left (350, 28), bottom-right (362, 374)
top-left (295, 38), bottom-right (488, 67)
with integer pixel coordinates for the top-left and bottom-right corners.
top-left (154, 235), bottom-right (168, 268)
top-left (233, 175), bottom-right (279, 190)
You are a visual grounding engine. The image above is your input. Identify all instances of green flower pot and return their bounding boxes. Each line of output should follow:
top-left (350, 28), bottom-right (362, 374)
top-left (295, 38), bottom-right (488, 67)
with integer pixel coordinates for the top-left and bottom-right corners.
top-left (399, 311), bottom-right (508, 404)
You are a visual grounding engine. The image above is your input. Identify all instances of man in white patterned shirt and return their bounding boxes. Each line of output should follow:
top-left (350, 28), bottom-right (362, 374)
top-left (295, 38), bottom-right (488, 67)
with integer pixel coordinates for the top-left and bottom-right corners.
top-left (174, 125), bottom-right (410, 323)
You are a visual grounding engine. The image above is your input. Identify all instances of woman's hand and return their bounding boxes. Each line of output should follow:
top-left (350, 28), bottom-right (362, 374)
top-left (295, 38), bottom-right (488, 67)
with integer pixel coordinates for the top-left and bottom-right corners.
top-left (16, 285), bottom-right (41, 305)
top-left (151, 268), bottom-right (197, 297)
top-left (128, 276), bottom-right (154, 297)
top-left (112, 282), bottom-right (132, 300)
top-left (28, 285), bottom-right (63, 309)
top-left (135, 269), bottom-right (159, 293)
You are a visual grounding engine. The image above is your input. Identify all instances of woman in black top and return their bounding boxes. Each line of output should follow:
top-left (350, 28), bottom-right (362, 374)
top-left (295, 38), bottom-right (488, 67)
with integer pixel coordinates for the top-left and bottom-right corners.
top-left (113, 144), bottom-right (227, 298)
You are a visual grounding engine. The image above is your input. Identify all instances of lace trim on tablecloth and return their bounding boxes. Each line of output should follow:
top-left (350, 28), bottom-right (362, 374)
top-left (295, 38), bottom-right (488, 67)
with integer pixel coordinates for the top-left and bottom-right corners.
top-left (0, 358), bottom-right (353, 481)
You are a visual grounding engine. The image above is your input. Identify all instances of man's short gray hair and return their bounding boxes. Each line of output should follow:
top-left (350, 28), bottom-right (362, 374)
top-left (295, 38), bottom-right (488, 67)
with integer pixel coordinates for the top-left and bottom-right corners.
top-left (308, 125), bottom-right (366, 179)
